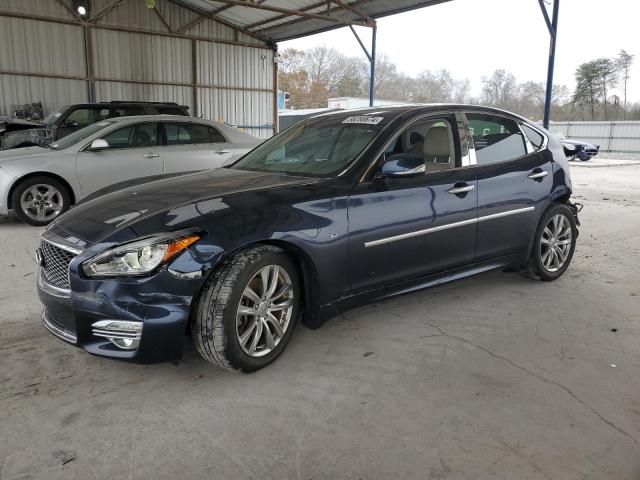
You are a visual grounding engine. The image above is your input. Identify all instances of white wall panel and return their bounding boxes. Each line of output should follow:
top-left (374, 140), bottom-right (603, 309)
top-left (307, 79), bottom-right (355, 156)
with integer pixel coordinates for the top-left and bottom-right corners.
top-left (0, 75), bottom-right (87, 116)
top-left (198, 42), bottom-right (273, 90)
top-left (92, 29), bottom-right (192, 84)
top-left (0, 17), bottom-right (85, 76)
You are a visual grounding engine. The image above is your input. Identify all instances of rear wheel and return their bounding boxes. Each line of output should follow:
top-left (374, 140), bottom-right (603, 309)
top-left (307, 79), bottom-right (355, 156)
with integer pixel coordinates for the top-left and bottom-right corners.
top-left (525, 203), bottom-right (577, 281)
top-left (192, 245), bottom-right (301, 372)
top-left (11, 176), bottom-right (71, 226)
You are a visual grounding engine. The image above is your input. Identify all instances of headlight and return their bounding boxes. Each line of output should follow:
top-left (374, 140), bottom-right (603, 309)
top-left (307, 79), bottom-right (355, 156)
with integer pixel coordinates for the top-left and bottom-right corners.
top-left (82, 229), bottom-right (201, 277)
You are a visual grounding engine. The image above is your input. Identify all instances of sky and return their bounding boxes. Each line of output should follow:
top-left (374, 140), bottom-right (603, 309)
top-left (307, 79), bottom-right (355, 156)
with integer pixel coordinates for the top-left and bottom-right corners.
top-left (282, 0), bottom-right (639, 103)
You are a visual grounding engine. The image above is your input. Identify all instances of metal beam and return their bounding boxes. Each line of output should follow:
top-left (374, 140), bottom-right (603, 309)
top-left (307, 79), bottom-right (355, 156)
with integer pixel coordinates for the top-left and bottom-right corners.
top-left (369, 25), bottom-right (377, 107)
top-left (90, 0), bottom-right (128, 23)
top-left (0, 10), bottom-right (272, 50)
top-left (54, 0), bottom-right (79, 20)
top-left (153, 4), bottom-right (174, 33)
top-left (540, 0), bottom-right (560, 129)
top-left (210, 0), bottom-right (373, 29)
top-left (349, 26), bottom-right (371, 62)
top-left (168, 0), bottom-right (273, 45)
top-left (245, 0), bottom-right (374, 31)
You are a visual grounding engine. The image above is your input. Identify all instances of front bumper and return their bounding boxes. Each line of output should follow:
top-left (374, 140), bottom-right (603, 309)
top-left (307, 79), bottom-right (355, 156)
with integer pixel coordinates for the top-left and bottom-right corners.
top-left (37, 263), bottom-right (207, 363)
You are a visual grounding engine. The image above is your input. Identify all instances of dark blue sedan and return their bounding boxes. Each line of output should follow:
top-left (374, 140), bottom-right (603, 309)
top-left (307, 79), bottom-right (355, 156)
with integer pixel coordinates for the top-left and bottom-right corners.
top-left (37, 105), bottom-right (580, 372)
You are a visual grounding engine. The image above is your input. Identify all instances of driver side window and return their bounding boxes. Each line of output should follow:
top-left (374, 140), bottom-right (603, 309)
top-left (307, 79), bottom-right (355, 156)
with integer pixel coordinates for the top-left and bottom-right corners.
top-left (384, 117), bottom-right (458, 173)
top-left (101, 123), bottom-right (158, 150)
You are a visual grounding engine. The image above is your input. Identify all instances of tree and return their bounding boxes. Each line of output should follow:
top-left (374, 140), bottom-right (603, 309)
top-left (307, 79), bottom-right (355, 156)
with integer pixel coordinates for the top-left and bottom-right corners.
top-left (572, 61), bottom-right (601, 119)
top-left (593, 58), bottom-right (619, 120)
top-left (481, 70), bottom-right (517, 109)
top-left (617, 49), bottom-right (634, 118)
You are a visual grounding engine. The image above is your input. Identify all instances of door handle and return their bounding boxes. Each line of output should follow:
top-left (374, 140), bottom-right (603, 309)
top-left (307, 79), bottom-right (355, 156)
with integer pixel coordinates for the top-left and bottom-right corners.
top-left (528, 170), bottom-right (548, 180)
top-left (448, 184), bottom-right (475, 194)
top-left (214, 150), bottom-right (230, 155)
top-left (143, 152), bottom-right (159, 158)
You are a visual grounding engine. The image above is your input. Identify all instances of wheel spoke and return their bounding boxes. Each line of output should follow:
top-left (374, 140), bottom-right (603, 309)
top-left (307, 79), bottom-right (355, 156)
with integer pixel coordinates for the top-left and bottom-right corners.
top-left (249, 318), bottom-right (263, 354)
top-left (265, 266), bottom-right (279, 299)
top-left (238, 305), bottom-right (258, 316)
top-left (243, 286), bottom-right (261, 304)
top-left (260, 267), bottom-right (270, 297)
top-left (239, 318), bottom-right (258, 347)
top-left (270, 298), bottom-right (293, 312)
top-left (266, 312), bottom-right (285, 338)
top-left (270, 283), bottom-right (291, 301)
top-left (36, 204), bottom-right (47, 220)
top-left (541, 249), bottom-right (551, 266)
top-left (262, 320), bottom-right (276, 349)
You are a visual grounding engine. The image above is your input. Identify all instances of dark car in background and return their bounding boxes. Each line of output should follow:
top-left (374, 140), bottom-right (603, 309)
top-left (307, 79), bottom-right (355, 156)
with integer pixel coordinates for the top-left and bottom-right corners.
top-left (0, 101), bottom-right (189, 150)
top-left (554, 133), bottom-right (600, 161)
top-left (37, 105), bottom-right (580, 373)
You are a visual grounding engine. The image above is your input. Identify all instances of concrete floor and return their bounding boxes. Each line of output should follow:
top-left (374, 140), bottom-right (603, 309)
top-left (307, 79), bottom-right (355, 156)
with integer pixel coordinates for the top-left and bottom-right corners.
top-left (1, 162), bottom-right (639, 480)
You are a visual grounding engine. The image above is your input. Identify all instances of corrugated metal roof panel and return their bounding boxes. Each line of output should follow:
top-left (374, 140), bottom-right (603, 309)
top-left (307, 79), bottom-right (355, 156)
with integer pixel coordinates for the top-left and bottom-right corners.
top-left (174, 0), bottom-right (452, 41)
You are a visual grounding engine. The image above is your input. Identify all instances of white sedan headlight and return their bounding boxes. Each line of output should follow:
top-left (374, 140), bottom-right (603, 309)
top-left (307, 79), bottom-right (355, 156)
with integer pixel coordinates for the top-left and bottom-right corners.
top-left (83, 230), bottom-right (201, 277)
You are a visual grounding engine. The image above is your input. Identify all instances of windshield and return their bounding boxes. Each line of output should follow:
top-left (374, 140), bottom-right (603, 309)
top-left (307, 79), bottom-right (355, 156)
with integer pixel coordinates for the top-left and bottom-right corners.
top-left (43, 106), bottom-right (67, 126)
top-left (232, 116), bottom-right (384, 177)
top-left (50, 120), bottom-right (116, 150)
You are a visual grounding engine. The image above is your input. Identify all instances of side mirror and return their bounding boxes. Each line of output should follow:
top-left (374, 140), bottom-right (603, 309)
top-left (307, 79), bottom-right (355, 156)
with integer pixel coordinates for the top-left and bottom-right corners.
top-left (89, 139), bottom-right (109, 151)
top-left (379, 154), bottom-right (425, 178)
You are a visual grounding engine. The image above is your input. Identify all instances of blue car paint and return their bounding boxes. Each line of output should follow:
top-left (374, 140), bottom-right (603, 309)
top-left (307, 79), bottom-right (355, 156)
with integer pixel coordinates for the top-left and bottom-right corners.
top-left (37, 105), bottom-right (574, 363)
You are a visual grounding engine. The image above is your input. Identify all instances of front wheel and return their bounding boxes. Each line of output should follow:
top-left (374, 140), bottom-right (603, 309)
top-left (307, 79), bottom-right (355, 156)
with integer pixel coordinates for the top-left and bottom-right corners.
top-left (11, 176), bottom-right (71, 226)
top-left (525, 203), bottom-right (577, 281)
top-left (192, 245), bottom-right (301, 372)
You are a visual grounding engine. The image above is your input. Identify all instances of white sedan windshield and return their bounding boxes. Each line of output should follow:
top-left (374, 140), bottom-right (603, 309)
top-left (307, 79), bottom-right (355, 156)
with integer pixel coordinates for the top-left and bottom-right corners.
top-left (50, 121), bottom-right (116, 150)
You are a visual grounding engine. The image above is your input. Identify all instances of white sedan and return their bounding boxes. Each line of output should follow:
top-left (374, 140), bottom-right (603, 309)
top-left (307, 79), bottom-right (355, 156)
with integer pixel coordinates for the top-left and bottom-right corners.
top-left (0, 115), bottom-right (261, 225)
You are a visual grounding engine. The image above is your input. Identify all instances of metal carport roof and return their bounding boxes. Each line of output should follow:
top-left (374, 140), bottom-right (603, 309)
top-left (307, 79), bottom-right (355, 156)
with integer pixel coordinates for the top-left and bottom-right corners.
top-left (171, 0), bottom-right (452, 42)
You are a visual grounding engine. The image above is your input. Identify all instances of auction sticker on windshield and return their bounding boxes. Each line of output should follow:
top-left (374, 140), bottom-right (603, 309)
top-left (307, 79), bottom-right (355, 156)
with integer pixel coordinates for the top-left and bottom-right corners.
top-left (342, 116), bottom-right (384, 125)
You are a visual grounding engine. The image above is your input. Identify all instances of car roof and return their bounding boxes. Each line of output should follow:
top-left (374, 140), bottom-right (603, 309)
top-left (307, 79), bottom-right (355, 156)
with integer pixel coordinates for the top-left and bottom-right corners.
top-left (311, 104), bottom-right (532, 124)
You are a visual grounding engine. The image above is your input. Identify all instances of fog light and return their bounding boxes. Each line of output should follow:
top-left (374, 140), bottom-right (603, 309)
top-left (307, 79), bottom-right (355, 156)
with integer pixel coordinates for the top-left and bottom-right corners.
top-left (91, 320), bottom-right (143, 350)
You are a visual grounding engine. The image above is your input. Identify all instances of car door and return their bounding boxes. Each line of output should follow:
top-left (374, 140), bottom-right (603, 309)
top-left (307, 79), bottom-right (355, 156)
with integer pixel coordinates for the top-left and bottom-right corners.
top-left (466, 112), bottom-right (553, 261)
top-left (160, 121), bottom-right (235, 173)
top-left (348, 114), bottom-right (478, 293)
top-left (76, 122), bottom-right (163, 196)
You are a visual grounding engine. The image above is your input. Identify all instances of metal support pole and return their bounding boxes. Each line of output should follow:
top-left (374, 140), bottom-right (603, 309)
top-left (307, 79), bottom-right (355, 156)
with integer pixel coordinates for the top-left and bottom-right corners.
top-left (542, 0), bottom-right (559, 129)
top-left (369, 25), bottom-right (377, 107)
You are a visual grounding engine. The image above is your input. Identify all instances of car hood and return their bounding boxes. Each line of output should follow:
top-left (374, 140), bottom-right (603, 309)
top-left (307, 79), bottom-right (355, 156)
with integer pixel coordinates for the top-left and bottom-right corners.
top-left (51, 168), bottom-right (320, 244)
top-left (561, 139), bottom-right (598, 148)
top-left (0, 146), bottom-right (53, 164)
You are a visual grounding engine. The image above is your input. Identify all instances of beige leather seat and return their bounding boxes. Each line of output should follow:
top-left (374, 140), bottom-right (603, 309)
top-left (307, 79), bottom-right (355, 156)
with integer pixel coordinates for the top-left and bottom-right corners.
top-left (422, 126), bottom-right (452, 171)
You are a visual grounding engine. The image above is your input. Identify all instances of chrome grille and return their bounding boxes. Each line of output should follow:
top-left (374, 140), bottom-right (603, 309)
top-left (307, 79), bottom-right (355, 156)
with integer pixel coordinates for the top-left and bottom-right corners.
top-left (40, 240), bottom-right (76, 289)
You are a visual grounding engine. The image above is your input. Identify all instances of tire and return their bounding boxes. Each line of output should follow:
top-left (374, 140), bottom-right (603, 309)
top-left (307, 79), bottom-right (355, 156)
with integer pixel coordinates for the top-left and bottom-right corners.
top-left (11, 176), bottom-right (71, 226)
top-left (525, 203), bottom-right (577, 281)
top-left (192, 245), bottom-right (301, 372)
top-left (568, 154), bottom-right (576, 161)
top-left (579, 157), bottom-right (590, 162)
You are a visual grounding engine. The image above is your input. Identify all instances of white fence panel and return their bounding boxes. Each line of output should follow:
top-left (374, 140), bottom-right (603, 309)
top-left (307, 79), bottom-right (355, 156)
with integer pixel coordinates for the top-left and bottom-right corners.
top-left (551, 121), bottom-right (640, 152)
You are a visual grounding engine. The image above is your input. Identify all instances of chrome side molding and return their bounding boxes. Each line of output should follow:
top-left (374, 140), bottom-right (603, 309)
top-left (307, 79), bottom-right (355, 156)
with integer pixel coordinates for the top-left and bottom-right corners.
top-left (364, 206), bottom-right (535, 248)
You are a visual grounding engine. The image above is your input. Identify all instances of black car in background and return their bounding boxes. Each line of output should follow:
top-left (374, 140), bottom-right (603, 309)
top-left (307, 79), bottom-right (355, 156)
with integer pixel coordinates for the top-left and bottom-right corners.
top-left (560, 137), bottom-right (600, 161)
top-left (37, 105), bottom-right (580, 373)
top-left (0, 101), bottom-right (189, 150)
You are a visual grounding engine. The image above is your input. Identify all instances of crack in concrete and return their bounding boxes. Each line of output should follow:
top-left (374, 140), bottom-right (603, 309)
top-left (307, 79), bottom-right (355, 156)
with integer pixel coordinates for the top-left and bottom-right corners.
top-left (423, 321), bottom-right (640, 447)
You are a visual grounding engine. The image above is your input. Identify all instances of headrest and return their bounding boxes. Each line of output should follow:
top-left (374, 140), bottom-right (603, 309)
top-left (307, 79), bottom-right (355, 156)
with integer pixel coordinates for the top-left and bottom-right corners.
top-left (423, 126), bottom-right (451, 157)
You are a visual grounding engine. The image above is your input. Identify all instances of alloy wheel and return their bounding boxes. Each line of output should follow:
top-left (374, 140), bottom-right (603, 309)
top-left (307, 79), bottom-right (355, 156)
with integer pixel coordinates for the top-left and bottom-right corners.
top-left (20, 184), bottom-right (64, 222)
top-left (235, 264), bottom-right (294, 357)
top-left (540, 213), bottom-right (572, 272)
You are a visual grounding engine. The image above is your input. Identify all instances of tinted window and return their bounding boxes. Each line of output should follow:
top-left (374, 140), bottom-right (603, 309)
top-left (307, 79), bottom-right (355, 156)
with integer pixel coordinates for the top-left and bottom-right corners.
top-left (521, 124), bottom-right (545, 150)
top-left (103, 126), bottom-right (134, 148)
top-left (467, 114), bottom-right (527, 164)
top-left (101, 123), bottom-right (158, 149)
top-left (64, 108), bottom-right (94, 128)
top-left (383, 117), bottom-right (457, 172)
top-left (164, 123), bottom-right (226, 145)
